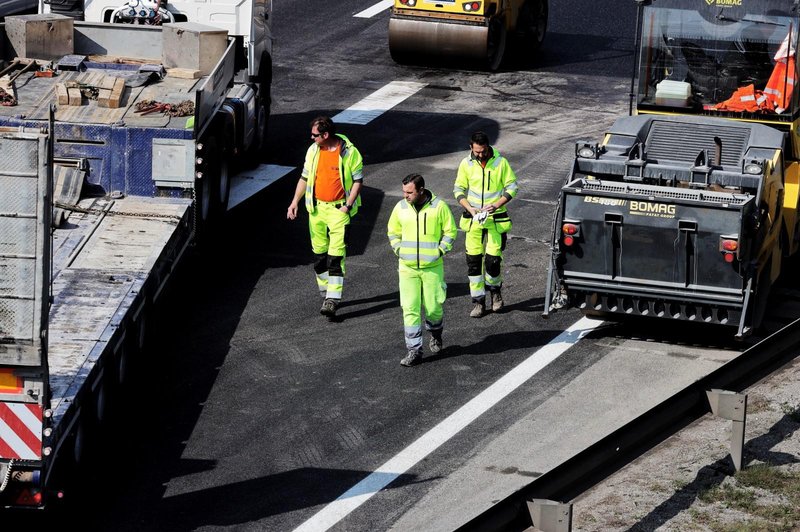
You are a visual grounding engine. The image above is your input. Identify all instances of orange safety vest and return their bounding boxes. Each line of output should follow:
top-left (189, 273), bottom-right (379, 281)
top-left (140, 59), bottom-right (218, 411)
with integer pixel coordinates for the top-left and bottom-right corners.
top-left (714, 84), bottom-right (773, 113)
top-left (764, 56), bottom-right (796, 112)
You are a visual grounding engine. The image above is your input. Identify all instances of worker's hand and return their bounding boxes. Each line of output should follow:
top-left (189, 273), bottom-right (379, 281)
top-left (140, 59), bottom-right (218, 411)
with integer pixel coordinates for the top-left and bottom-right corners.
top-left (469, 207), bottom-right (479, 217)
top-left (482, 204), bottom-right (497, 214)
top-left (287, 203), bottom-right (298, 220)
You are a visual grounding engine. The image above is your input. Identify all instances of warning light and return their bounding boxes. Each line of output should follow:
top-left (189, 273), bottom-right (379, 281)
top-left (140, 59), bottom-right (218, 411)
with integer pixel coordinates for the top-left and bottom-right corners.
top-left (721, 239), bottom-right (738, 251)
top-left (562, 223), bottom-right (579, 235)
top-left (723, 252), bottom-right (735, 263)
top-left (563, 235), bottom-right (575, 247)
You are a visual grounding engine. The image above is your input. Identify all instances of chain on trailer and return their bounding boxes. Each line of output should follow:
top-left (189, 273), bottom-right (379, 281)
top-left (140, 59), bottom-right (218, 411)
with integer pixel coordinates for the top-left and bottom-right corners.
top-left (53, 200), bottom-right (185, 222)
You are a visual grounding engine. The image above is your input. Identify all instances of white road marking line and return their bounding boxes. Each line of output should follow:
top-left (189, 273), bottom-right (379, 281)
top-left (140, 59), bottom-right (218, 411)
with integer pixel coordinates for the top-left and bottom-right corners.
top-left (354, 0), bottom-right (394, 18)
top-left (292, 316), bottom-right (602, 532)
top-left (332, 81), bottom-right (426, 125)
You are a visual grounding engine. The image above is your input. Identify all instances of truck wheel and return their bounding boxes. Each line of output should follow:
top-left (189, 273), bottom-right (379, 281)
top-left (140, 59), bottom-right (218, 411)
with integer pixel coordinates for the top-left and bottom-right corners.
top-left (518, 0), bottom-right (548, 52)
top-left (195, 136), bottom-right (222, 228)
top-left (248, 100), bottom-right (269, 165)
top-left (217, 152), bottom-right (231, 214)
top-left (195, 171), bottom-right (214, 228)
top-left (486, 16), bottom-right (507, 71)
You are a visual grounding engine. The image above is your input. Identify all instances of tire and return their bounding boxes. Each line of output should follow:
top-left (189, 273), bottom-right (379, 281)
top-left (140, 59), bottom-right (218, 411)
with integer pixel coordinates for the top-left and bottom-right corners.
top-left (195, 168), bottom-right (214, 228)
top-left (518, 0), bottom-right (548, 52)
top-left (246, 99), bottom-right (269, 167)
top-left (217, 153), bottom-right (230, 214)
top-left (246, 52), bottom-right (272, 166)
top-left (486, 16), bottom-right (508, 71)
top-left (195, 136), bottom-right (224, 228)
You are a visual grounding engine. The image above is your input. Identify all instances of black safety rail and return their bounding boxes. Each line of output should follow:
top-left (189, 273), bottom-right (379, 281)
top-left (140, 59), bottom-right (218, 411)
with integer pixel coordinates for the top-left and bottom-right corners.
top-left (456, 316), bottom-right (800, 531)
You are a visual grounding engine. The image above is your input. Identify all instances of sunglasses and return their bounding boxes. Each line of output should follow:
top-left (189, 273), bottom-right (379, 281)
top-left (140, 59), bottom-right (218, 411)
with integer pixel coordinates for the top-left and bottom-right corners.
top-left (311, 132), bottom-right (323, 138)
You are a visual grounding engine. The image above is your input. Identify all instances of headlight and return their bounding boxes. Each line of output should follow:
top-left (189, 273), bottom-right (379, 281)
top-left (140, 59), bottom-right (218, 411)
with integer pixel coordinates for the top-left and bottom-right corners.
top-left (576, 142), bottom-right (598, 159)
top-left (743, 160), bottom-right (764, 175)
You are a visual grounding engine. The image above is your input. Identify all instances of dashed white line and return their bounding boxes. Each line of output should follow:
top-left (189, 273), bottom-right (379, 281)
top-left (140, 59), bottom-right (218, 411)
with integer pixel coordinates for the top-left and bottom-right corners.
top-left (354, 0), bottom-right (394, 18)
top-left (333, 81), bottom-right (426, 125)
top-left (292, 316), bottom-right (602, 532)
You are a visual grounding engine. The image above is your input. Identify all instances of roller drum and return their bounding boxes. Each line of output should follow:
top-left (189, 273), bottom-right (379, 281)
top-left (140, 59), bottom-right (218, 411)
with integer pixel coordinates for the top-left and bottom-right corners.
top-left (389, 16), bottom-right (494, 65)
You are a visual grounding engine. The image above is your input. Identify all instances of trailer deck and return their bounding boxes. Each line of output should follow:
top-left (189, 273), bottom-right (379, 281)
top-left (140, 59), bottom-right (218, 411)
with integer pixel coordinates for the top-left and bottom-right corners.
top-left (47, 195), bottom-right (192, 450)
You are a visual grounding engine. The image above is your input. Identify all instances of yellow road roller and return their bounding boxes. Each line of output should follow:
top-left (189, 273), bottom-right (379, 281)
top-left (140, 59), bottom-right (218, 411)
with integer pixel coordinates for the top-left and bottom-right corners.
top-left (389, 0), bottom-right (547, 70)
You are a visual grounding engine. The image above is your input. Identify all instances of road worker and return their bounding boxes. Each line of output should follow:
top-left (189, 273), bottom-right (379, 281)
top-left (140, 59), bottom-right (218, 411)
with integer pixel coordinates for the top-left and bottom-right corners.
top-left (287, 116), bottom-right (363, 319)
top-left (454, 131), bottom-right (518, 318)
top-left (388, 173), bottom-right (457, 367)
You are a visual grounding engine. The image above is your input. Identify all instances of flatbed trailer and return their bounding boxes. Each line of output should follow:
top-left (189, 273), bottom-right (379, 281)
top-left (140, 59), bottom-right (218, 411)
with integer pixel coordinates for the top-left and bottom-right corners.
top-left (0, 10), bottom-right (273, 508)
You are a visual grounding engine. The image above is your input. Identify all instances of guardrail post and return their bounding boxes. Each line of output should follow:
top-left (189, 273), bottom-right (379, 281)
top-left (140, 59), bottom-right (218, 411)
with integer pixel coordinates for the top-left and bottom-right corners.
top-left (526, 499), bottom-right (572, 532)
top-left (706, 389), bottom-right (748, 471)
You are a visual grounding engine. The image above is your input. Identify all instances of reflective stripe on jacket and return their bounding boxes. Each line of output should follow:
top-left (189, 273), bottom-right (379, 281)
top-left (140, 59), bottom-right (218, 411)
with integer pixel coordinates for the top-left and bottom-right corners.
top-left (302, 134), bottom-right (363, 215)
top-left (387, 192), bottom-right (457, 269)
top-left (453, 148), bottom-right (518, 214)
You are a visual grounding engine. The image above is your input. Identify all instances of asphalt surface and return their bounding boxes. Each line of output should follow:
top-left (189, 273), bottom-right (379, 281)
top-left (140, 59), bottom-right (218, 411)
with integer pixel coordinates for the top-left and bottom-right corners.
top-left (15, 1), bottom-right (679, 530)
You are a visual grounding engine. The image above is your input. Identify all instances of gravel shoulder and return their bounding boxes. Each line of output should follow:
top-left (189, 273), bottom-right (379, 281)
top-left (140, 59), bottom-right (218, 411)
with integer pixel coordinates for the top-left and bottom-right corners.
top-left (572, 355), bottom-right (800, 532)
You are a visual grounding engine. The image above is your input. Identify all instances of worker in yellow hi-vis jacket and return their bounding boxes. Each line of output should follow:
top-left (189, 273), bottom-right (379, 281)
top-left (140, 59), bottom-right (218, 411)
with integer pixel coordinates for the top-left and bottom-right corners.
top-left (454, 131), bottom-right (518, 318)
top-left (388, 173), bottom-right (457, 367)
top-left (287, 116), bottom-right (363, 320)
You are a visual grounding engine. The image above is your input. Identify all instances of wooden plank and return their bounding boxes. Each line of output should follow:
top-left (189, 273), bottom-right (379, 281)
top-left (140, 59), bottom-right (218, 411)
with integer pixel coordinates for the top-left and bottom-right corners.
top-left (56, 83), bottom-right (69, 105)
top-left (108, 77), bottom-right (126, 108)
top-left (167, 67), bottom-right (202, 79)
top-left (67, 87), bottom-right (82, 106)
top-left (97, 88), bottom-right (111, 107)
top-left (99, 75), bottom-right (117, 90)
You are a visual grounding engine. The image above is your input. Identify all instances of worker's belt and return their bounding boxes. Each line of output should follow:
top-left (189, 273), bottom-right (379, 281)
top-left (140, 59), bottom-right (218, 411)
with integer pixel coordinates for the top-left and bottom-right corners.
top-left (462, 211), bottom-right (509, 220)
top-left (316, 198), bottom-right (347, 208)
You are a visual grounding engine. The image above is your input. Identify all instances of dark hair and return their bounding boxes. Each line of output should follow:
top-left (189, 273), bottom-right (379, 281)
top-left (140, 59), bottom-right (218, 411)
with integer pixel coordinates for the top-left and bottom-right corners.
top-left (470, 131), bottom-right (490, 146)
top-left (310, 116), bottom-right (336, 136)
top-left (402, 173), bottom-right (425, 190)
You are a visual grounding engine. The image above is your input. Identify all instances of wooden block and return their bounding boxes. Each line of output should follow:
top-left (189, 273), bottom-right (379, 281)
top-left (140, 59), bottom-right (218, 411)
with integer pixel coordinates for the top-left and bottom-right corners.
top-left (108, 77), bottom-right (126, 108)
top-left (82, 71), bottom-right (104, 88)
top-left (56, 83), bottom-right (69, 105)
top-left (99, 75), bottom-right (117, 90)
top-left (97, 88), bottom-right (111, 107)
top-left (166, 68), bottom-right (202, 79)
top-left (67, 87), bottom-right (82, 106)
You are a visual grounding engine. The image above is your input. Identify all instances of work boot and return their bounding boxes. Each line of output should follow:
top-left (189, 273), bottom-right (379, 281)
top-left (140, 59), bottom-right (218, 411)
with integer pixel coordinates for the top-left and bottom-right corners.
top-left (400, 350), bottom-right (422, 367)
top-left (429, 332), bottom-right (443, 354)
top-left (490, 290), bottom-right (504, 312)
top-left (320, 298), bottom-right (337, 318)
top-left (469, 301), bottom-right (485, 318)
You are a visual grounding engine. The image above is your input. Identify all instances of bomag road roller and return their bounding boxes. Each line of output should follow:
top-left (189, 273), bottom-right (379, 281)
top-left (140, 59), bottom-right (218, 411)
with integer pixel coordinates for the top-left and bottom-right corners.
top-left (389, 0), bottom-right (547, 71)
top-left (544, 0), bottom-right (800, 338)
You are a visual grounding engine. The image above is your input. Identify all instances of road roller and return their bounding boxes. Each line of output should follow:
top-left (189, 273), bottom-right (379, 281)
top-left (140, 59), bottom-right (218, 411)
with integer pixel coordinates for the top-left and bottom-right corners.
top-left (389, 0), bottom-right (547, 70)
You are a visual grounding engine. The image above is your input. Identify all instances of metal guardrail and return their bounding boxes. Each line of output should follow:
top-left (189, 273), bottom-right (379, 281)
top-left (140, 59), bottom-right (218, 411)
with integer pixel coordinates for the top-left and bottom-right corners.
top-left (456, 317), bottom-right (800, 531)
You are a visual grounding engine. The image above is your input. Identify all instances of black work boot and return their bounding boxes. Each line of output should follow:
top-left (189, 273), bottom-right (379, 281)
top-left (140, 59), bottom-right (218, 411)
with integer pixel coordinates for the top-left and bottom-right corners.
top-left (320, 298), bottom-right (337, 318)
top-left (429, 331), bottom-right (443, 353)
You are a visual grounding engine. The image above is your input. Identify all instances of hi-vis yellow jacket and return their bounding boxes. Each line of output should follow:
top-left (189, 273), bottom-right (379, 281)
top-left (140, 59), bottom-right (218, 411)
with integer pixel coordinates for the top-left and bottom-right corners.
top-left (301, 134), bottom-right (363, 216)
top-left (454, 148), bottom-right (518, 214)
top-left (388, 192), bottom-right (457, 269)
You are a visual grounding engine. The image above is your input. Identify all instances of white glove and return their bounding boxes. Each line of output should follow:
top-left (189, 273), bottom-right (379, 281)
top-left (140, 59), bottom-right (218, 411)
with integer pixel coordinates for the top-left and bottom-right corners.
top-left (475, 210), bottom-right (489, 225)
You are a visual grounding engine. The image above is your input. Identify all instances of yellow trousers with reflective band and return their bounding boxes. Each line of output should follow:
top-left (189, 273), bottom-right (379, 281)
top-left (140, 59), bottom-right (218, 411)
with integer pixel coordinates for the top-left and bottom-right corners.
top-left (399, 261), bottom-right (446, 354)
top-left (309, 201), bottom-right (350, 300)
top-left (461, 215), bottom-right (511, 302)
